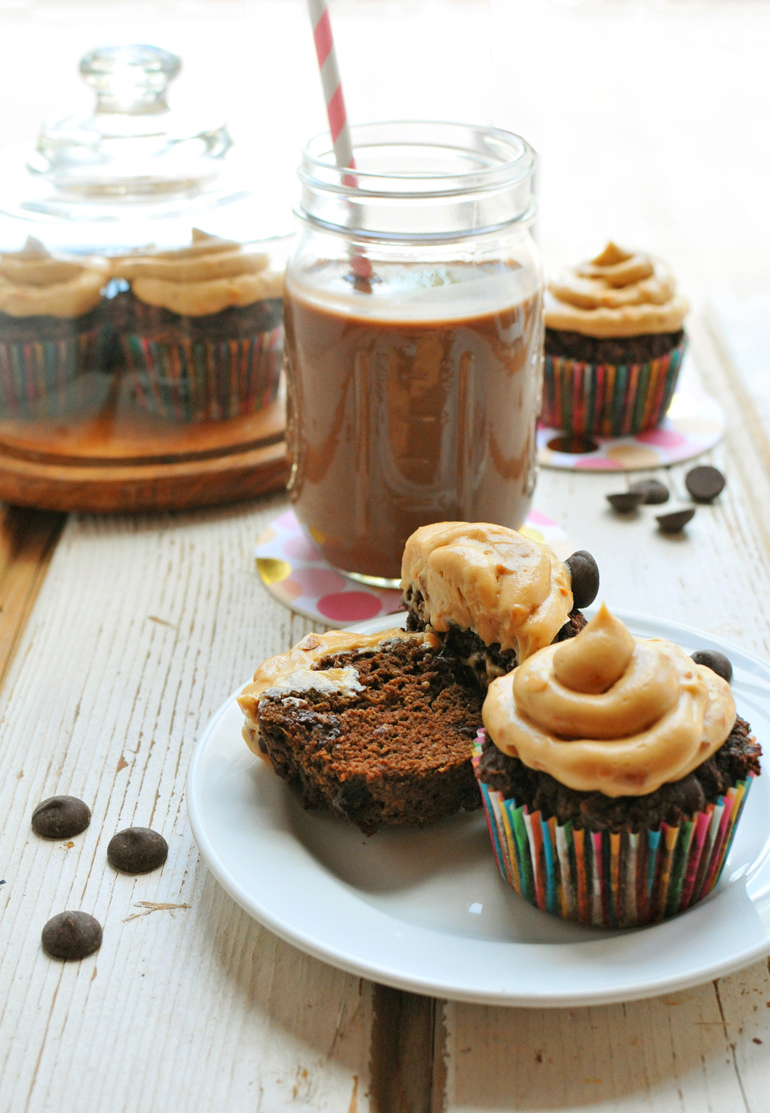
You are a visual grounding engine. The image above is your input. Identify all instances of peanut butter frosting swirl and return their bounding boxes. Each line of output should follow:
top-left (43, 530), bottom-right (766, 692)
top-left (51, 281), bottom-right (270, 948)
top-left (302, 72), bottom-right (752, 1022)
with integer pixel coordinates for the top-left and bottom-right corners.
top-left (401, 522), bottom-right (573, 661)
top-left (483, 605), bottom-right (736, 796)
top-left (113, 228), bottom-right (283, 317)
top-left (0, 237), bottom-right (107, 318)
top-left (238, 629), bottom-right (438, 756)
top-left (545, 242), bottom-right (688, 338)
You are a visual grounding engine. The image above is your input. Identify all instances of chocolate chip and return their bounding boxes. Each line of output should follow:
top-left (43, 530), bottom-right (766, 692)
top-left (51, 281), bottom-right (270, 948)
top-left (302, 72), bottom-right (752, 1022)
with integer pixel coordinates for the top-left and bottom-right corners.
top-left (31, 796), bottom-right (91, 840)
top-left (607, 492), bottom-right (644, 513)
top-left (691, 649), bottom-right (733, 683)
top-left (107, 827), bottom-right (168, 874)
top-left (629, 478), bottom-right (669, 505)
top-left (41, 911), bottom-right (102, 960)
top-left (656, 507), bottom-right (695, 533)
top-left (565, 551), bottom-right (600, 610)
top-left (685, 465), bottom-right (725, 503)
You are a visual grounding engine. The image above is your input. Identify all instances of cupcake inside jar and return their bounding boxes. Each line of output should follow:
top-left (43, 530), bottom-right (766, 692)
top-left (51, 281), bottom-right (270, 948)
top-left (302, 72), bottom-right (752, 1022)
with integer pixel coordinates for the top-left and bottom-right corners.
top-left (0, 237), bottom-right (110, 419)
top-left (111, 229), bottom-right (284, 423)
top-left (0, 43), bottom-right (294, 510)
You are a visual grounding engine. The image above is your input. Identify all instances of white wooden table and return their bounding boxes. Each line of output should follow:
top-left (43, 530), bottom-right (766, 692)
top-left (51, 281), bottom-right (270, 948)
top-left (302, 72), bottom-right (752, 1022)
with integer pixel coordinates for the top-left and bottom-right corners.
top-left (1, 2), bottom-right (770, 1110)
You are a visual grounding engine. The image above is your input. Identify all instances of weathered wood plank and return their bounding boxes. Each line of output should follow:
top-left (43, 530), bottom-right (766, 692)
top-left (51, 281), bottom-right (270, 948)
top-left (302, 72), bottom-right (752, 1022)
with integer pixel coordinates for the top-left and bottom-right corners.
top-left (0, 507), bottom-right (64, 690)
top-left (0, 497), bottom-right (374, 1112)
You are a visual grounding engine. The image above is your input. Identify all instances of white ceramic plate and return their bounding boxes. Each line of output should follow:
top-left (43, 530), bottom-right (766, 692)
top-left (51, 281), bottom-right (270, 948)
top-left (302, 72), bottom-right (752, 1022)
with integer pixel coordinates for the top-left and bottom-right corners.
top-left (187, 610), bottom-right (770, 1007)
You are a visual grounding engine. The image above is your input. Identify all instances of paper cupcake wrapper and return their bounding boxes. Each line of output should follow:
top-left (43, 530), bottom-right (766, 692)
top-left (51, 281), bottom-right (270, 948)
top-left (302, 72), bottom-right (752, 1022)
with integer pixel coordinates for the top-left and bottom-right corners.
top-left (122, 325), bottom-right (283, 423)
top-left (473, 735), bottom-right (754, 928)
top-left (0, 322), bottom-right (110, 419)
top-left (542, 338), bottom-right (687, 437)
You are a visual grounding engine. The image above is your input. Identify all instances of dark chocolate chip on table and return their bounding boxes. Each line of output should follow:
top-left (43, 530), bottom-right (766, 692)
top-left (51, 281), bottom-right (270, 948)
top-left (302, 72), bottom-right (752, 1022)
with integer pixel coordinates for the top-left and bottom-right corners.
top-left (41, 911), bottom-right (102, 960)
top-left (565, 551), bottom-right (600, 610)
top-left (691, 649), bottom-right (733, 683)
top-left (686, 465), bottom-right (726, 503)
top-left (107, 827), bottom-right (168, 874)
top-left (607, 491), bottom-right (644, 513)
top-left (31, 796), bottom-right (91, 840)
top-left (656, 507), bottom-right (696, 533)
top-left (629, 478), bottom-right (669, 505)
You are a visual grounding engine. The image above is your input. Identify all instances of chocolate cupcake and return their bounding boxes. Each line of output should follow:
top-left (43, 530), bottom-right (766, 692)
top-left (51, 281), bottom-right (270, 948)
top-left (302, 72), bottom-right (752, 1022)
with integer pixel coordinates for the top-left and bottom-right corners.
top-left (401, 522), bottom-right (595, 687)
top-left (475, 605), bottom-right (760, 927)
top-left (543, 243), bottom-right (688, 436)
top-left (0, 237), bottom-right (109, 418)
top-left (113, 229), bottom-right (284, 422)
top-left (239, 628), bottom-right (484, 835)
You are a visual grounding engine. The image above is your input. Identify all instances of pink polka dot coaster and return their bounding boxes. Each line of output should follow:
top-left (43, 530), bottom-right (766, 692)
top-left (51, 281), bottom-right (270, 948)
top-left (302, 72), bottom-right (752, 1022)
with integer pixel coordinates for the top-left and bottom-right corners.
top-left (255, 509), bottom-right (571, 627)
top-left (537, 370), bottom-right (725, 472)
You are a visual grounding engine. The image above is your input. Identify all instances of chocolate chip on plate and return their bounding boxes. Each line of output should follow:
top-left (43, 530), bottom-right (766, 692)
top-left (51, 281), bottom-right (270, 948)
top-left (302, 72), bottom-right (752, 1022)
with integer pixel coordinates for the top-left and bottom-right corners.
top-left (691, 649), bottom-right (733, 683)
top-left (685, 465), bottom-right (725, 503)
top-left (107, 827), bottom-right (168, 874)
top-left (607, 491), bottom-right (644, 514)
top-left (41, 911), bottom-right (102, 960)
top-left (565, 551), bottom-right (600, 610)
top-left (31, 796), bottom-right (91, 840)
top-left (656, 507), bottom-right (696, 533)
top-left (629, 478), bottom-right (670, 505)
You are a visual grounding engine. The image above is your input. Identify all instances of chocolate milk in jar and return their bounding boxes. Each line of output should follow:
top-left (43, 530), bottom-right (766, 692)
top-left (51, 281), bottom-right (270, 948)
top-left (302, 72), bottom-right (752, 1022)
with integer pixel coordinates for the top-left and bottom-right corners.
top-left (285, 123), bottom-right (543, 585)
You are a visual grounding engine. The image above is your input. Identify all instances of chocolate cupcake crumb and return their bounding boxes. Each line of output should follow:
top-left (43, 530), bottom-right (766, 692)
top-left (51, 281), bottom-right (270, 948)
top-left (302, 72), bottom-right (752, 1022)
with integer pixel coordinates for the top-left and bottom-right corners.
top-left (107, 827), bottom-right (168, 874)
top-left (31, 796), bottom-right (91, 840)
top-left (42, 911), bottom-right (102, 960)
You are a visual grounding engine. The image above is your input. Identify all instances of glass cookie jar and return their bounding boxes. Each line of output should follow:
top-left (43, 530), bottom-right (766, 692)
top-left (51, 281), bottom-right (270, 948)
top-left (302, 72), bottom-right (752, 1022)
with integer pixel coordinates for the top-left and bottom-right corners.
top-left (0, 44), bottom-right (293, 512)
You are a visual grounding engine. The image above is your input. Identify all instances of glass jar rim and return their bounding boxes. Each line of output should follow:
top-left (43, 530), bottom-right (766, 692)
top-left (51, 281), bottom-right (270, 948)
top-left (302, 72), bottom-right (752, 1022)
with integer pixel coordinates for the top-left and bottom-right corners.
top-left (298, 120), bottom-right (535, 200)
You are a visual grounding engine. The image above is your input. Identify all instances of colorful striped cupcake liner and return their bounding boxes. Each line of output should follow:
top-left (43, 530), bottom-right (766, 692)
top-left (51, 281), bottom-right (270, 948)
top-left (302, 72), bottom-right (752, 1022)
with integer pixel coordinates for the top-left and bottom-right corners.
top-left (0, 323), bottom-right (109, 420)
top-left (542, 338), bottom-right (687, 437)
top-left (473, 733), bottom-right (754, 928)
top-left (121, 325), bottom-right (283, 423)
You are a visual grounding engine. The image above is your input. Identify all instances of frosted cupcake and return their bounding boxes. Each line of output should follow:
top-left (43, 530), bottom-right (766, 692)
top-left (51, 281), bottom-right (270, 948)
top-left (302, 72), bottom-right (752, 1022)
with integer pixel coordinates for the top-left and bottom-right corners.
top-left (0, 237), bottom-right (109, 418)
top-left (475, 605), bottom-right (760, 927)
top-left (401, 522), bottom-right (598, 687)
top-left (543, 243), bottom-right (688, 436)
top-left (113, 229), bottom-right (284, 422)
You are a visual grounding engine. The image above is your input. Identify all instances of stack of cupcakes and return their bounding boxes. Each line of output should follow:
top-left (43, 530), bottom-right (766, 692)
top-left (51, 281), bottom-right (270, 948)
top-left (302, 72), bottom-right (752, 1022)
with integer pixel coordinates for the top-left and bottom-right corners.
top-left (474, 604), bottom-right (760, 927)
top-left (0, 237), bottom-right (110, 419)
top-left (543, 242), bottom-right (689, 437)
top-left (112, 229), bottom-right (284, 423)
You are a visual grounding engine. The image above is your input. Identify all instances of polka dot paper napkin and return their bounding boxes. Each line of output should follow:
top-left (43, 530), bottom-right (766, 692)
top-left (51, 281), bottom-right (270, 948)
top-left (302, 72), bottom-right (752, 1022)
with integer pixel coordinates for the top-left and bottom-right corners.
top-left (537, 374), bottom-right (725, 472)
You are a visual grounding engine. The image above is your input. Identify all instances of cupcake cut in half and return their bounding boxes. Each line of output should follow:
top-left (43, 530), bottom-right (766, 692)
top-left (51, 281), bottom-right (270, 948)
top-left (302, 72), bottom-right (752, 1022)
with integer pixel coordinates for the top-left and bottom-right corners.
top-left (239, 522), bottom-right (600, 834)
top-left (475, 604), bottom-right (761, 927)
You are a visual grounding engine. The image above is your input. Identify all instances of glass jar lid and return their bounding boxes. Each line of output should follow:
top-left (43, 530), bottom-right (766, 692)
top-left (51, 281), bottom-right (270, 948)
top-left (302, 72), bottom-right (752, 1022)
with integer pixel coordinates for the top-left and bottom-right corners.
top-left (28, 44), bottom-right (232, 204)
top-left (0, 44), bottom-right (293, 254)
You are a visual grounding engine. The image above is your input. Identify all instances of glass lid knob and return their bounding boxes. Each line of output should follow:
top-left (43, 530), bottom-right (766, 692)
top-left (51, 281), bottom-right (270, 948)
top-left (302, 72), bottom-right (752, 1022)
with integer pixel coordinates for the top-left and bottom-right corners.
top-left (27, 43), bottom-right (232, 202)
top-left (79, 44), bottom-right (181, 115)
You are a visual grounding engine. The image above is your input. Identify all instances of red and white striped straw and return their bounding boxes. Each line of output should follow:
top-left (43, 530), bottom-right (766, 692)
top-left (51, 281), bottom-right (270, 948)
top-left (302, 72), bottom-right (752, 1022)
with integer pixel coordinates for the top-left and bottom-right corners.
top-left (306, 0), bottom-right (372, 282)
top-left (306, 0), bottom-right (357, 188)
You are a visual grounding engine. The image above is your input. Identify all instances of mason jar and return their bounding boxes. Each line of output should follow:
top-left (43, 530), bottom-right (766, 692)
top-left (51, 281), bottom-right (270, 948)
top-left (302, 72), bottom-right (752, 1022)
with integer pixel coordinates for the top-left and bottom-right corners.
top-left (284, 121), bottom-right (543, 586)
